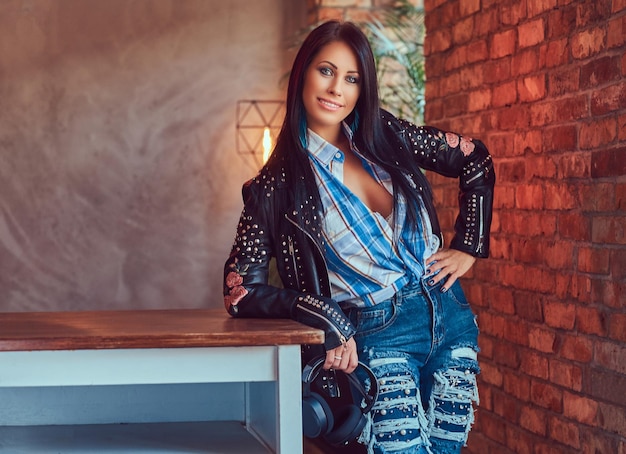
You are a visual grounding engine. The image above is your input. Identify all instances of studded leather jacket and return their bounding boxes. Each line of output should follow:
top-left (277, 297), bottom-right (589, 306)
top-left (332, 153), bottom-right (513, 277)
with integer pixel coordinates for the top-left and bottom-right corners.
top-left (223, 110), bottom-right (495, 351)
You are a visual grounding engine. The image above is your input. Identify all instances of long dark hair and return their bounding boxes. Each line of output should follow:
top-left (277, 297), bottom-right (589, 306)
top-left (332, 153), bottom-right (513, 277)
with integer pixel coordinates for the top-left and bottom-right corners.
top-left (267, 20), bottom-right (426, 232)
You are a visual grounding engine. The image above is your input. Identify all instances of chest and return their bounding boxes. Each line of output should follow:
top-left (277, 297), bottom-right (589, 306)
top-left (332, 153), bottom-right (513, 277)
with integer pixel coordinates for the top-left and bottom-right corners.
top-left (341, 150), bottom-right (393, 218)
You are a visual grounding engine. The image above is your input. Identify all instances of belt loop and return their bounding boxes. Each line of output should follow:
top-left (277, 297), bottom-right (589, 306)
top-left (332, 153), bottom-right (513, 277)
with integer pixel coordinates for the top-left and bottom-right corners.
top-left (392, 285), bottom-right (402, 309)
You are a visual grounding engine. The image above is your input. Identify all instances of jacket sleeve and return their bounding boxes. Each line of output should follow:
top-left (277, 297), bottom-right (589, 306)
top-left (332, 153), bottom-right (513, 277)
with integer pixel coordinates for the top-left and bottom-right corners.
top-left (393, 116), bottom-right (495, 258)
top-left (223, 181), bottom-right (356, 350)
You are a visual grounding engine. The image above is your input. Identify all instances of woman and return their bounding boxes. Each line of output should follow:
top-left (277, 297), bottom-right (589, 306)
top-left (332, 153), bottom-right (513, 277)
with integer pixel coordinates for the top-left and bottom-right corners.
top-left (224, 21), bottom-right (494, 454)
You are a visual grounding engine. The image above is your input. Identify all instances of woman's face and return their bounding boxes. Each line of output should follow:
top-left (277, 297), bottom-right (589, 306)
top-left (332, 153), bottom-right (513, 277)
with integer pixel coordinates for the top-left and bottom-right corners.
top-left (302, 40), bottom-right (361, 141)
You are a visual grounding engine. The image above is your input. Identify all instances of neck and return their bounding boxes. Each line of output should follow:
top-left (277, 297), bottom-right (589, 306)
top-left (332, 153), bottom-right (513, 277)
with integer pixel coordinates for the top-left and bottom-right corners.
top-left (313, 125), bottom-right (348, 151)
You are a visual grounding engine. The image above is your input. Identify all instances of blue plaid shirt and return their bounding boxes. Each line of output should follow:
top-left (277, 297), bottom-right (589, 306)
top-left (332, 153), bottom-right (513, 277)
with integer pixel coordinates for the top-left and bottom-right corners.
top-left (307, 125), bottom-right (440, 308)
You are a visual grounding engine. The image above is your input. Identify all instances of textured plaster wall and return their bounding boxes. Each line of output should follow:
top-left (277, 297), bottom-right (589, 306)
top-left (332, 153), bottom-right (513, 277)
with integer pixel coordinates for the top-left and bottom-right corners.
top-left (0, 0), bottom-right (302, 311)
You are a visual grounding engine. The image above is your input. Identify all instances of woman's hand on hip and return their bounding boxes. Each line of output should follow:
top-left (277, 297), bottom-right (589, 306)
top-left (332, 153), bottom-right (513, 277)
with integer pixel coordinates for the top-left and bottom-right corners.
top-left (325, 337), bottom-right (358, 374)
top-left (425, 249), bottom-right (476, 293)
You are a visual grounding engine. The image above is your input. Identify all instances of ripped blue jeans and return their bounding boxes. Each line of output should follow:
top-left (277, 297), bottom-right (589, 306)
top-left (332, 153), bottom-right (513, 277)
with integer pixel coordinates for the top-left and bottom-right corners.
top-left (346, 277), bottom-right (480, 454)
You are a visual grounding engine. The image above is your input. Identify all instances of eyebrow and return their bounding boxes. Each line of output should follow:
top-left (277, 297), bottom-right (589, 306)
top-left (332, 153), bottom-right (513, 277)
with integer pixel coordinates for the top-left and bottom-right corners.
top-left (319, 60), bottom-right (360, 74)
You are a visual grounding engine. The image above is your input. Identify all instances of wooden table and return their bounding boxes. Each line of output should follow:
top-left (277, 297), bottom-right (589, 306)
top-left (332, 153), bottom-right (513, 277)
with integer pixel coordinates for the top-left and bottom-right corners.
top-left (0, 309), bottom-right (324, 453)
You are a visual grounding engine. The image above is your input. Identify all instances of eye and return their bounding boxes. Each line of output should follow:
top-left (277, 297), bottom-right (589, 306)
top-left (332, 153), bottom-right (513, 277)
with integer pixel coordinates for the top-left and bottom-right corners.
top-left (319, 66), bottom-right (333, 76)
top-left (346, 75), bottom-right (360, 84)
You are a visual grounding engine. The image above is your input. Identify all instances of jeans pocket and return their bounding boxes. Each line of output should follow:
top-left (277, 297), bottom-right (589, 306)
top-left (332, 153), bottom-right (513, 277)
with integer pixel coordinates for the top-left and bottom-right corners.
top-left (446, 281), bottom-right (471, 308)
top-left (352, 299), bottom-right (397, 338)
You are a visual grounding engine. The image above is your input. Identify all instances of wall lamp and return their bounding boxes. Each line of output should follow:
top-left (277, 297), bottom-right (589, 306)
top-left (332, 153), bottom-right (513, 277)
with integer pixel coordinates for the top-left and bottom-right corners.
top-left (236, 100), bottom-right (284, 165)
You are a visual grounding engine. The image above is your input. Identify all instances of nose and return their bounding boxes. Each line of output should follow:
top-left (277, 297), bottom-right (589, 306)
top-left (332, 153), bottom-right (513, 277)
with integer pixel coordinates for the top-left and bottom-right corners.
top-left (329, 79), bottom-right (342, 97)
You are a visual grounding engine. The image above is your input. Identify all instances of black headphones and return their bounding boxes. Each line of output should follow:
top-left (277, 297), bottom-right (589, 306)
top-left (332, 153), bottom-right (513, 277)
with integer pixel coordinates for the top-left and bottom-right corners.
top-left (302, 356), bottom-right (379, 446)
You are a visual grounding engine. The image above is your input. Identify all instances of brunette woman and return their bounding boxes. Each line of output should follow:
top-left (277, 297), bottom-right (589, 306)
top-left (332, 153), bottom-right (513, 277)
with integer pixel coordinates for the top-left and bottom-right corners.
top-left (224, 20), bottom-right (494, 454)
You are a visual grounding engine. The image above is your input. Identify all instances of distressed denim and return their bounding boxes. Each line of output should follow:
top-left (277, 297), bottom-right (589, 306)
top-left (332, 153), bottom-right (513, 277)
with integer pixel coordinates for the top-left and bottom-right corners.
top-left (346, 277), bottom-right (480, 454)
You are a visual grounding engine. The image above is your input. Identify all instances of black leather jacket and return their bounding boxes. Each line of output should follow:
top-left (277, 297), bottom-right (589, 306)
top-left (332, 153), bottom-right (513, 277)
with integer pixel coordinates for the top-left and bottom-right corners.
top-left (223, 110), bottom-right (495, 350)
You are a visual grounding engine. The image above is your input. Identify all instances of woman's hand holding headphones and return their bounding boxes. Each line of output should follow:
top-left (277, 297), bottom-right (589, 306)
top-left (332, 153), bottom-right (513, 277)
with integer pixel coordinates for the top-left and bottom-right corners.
top-left (324, 337), bottom-right (358, 374)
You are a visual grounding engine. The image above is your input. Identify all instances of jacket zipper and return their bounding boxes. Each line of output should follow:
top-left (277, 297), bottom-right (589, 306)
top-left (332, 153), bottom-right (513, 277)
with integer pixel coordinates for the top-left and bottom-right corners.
top-left (284, 214), bottom-right (329, 271)
top-left (287, 235), bottom-right (299, 283)
top-left (286, 214), bottom-right (347, 345)
top-left (476, 195), bottom-right (485, 255)
top-left (296, 303), bottom-right (347, 345)
top-left (466, 169), bottom-right (485, 185)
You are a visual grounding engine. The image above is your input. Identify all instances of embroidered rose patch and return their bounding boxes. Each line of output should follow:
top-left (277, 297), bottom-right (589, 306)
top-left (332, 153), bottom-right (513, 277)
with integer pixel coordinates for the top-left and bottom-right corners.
top-left (224, 261), bottom-right (248, 312)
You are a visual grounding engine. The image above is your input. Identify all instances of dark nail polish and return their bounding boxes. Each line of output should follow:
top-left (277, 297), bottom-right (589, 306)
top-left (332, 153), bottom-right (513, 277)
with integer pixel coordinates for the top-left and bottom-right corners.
top-left (440, 287), bottom-right (448, 293)
top-left (429, 279), bottom-right (435, 286)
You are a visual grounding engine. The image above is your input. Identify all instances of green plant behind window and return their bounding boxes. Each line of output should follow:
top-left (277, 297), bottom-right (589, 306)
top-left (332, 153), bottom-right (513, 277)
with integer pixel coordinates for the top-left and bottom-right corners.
top-left (364, 0), bottom-right (426, 123)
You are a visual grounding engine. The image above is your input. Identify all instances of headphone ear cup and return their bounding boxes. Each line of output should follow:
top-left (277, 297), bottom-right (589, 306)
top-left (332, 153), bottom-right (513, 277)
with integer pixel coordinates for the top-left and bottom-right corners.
top-left (302, 392), bottom-right (335, 438)
top-left (323, 404), bottom-right (366, 446)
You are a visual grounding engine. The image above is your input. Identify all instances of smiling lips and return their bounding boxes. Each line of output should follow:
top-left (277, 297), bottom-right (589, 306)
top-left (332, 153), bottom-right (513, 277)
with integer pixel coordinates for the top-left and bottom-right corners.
top-left (318, 97), bottom-right (343, 110)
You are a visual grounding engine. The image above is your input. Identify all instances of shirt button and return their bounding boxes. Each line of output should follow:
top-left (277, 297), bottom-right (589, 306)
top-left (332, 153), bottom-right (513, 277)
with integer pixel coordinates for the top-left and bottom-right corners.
top-left (335, 153), bottom-right (342, 159)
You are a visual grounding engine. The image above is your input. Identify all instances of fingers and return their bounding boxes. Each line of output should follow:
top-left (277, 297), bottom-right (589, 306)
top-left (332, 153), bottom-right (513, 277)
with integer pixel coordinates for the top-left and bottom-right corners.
top-left (344, 347), bottom-right (358, 374)
top-left (324, 338), bottom-right (358, 374)
top-left (425, 249), bottom-right (476, 292)
top-left (324, 348), bottom-right (344, 370)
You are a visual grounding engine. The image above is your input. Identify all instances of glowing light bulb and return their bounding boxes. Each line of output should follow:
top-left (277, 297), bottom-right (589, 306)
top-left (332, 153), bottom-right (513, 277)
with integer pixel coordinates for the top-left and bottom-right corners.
top-left (262, 127), bottom-right (272, 163)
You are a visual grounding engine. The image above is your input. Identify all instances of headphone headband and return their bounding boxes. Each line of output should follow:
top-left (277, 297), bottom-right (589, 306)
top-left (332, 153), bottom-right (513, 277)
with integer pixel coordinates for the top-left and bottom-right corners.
top-left (302, 356), bottom-right (378, 413)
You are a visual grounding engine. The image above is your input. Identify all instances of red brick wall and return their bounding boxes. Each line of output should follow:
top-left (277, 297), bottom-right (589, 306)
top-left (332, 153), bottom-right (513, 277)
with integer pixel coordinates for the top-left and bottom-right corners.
top-left (308, 0), bottom-right (626, 451)
top-left (423, 0), bottom-right (626, 452)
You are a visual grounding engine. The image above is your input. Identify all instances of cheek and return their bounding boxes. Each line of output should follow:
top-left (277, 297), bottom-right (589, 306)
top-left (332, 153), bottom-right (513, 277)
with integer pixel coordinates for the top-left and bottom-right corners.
top-left (302, 86), bottom-right (316, 114)
top-left (303, 76), bottom-right (322, 101)
top-left (347, 87), bottom-right (361, 109)
top-left (301, 78), bottom-right (315, 106)
top-left (303, 71), bottom-right (322, 92)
